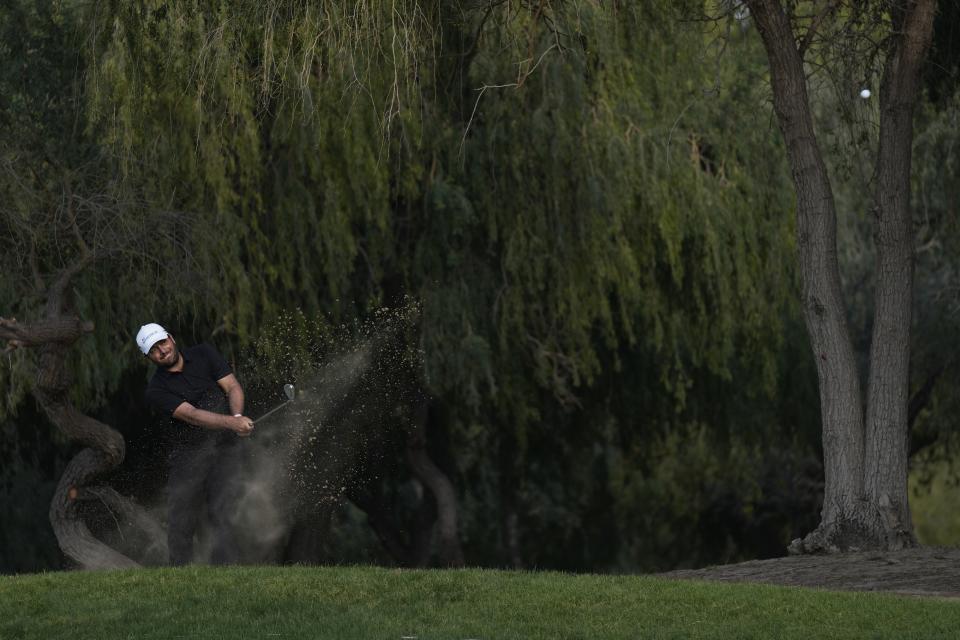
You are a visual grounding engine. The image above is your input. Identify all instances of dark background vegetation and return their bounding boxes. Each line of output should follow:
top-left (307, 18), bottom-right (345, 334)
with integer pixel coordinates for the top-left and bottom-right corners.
top-left (1, 0), bottom-right (958, 573)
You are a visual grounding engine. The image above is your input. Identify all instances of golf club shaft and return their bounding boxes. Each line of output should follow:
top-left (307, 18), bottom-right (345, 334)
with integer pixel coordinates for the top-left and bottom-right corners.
top-left (251, 383), bottom-right (295, 424)
top-left (254, 400), bottom-right (290, 424)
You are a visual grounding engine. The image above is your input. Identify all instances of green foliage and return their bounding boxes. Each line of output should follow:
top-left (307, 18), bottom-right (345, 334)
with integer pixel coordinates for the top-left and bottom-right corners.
top-left (0, 0), bottom-right (206, 416)
top-left (907, 92), bottom-right (960, 456)
top-left (0, 411), bottom-right (69, 573)
top-left (608, 423), bottom-right (819, 570)
top-left (85, 0), bottom-right (436, 336)
top-left (0, 0), bottom-right (79, 417)
top-left (81, 0), bottom-right (795, 413)
top-left (0, 0), bottom-right (849, 570)
top-left (910, 445), bottom-right (960, 547)
top-left (76, 4), bottom-right (804, 573)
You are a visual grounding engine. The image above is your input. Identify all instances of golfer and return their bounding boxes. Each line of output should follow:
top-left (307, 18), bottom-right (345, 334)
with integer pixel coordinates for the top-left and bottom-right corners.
top-left (136, 323), bottom-right (253, 565)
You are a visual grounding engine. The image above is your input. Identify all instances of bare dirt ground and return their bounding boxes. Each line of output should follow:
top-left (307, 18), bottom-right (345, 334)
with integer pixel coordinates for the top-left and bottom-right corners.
top-left (663, 546), bottom-right (960, 598)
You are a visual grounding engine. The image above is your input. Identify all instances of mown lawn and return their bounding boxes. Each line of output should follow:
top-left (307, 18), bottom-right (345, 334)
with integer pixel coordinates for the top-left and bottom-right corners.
top-left (1, 565), bottom-right (958, 639)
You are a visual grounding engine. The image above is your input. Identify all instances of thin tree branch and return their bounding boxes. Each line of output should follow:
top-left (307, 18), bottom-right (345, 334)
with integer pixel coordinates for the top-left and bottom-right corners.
top-left (44, 251), bottom-right (96, 318)
top-left (797, 0), bottom-right (841, 59)
top-left (28, 241), bottom-right (45, 293)
top-left (64, 176), bottom-right (91, 258)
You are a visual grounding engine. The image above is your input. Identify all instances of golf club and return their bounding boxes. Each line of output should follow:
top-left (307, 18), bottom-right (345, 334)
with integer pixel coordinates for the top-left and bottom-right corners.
top-left (254, 383), bottom-right (296, 424)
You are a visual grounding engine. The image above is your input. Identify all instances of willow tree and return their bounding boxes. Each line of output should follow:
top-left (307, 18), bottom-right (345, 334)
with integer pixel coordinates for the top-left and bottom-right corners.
top-left (417, 0), bottom-right (797, 566)
top-left (84, 0), bottom-right (468, 566)
top-left (0, 0), bottom-right (194, 568)
top-left (2, 0), bottom-right (789, 572)
top-left (741, 0), bottom-right (936, 552)
top-left (79, 0), bottom-right (799, 568)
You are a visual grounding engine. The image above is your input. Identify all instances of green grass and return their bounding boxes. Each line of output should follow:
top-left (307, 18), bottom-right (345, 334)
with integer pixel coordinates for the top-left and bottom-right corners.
top-left (1, 566), bottom-right (958, 639)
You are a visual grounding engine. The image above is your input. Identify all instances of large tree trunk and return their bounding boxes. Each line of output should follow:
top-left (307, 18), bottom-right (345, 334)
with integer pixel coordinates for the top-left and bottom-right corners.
top-left (347, 481), bottom-right (416, 566)
top-left (39, 342), bottom-right (142, 569)
top-left (864, 0), bottom-right (937, 549)
top-left (744, 0), bottom-right (935, 552)
top-left (348, 475), bottom-right (439, 567)
top-left (1, 275), bottom-right (150, 568)
top-left (405, 401), bottom-right (465, 567)
top-left (746, 0), bottom-right (868, 550)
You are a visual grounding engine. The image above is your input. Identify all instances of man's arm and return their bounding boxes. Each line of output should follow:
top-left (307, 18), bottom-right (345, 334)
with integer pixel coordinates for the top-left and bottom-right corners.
top-left (217, 373), bottom-right (245, 417)
top-left (172, 402), bottom-right (254, 436)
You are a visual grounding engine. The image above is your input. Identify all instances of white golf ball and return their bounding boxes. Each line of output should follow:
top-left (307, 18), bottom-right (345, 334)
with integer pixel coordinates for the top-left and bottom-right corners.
top-left (859, 88), bottom-right (871, 99)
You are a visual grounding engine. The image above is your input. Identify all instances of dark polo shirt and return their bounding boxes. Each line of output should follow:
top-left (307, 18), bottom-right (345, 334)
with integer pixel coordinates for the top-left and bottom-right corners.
top-left (146, 343), bottom-right (233, 448)
top-left (146, 343), bottom-right (233, 415)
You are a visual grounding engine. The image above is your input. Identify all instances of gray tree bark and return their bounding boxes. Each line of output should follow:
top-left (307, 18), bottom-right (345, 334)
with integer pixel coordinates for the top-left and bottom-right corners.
top-left (863, 0), bottom-right (937, 549)
top-left (1, 264), bottom-right (158, 568)
top-left (406, 401), bottom-right (465, 567)
top-left (744, 0), bottom-right (936, 552)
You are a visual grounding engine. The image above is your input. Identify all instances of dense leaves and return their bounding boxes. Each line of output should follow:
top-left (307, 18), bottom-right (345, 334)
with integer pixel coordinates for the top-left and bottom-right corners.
top-left (1, 1), bottom-right (957, 572)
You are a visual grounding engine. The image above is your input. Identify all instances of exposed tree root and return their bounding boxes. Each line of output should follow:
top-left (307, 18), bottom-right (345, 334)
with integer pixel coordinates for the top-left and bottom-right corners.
top-left (789, 512), bottom-right (917, 555)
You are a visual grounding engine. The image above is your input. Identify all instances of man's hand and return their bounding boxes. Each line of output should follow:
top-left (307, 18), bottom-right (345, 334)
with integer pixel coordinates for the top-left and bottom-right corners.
top-left (229, 415), bottom-right (255, 437)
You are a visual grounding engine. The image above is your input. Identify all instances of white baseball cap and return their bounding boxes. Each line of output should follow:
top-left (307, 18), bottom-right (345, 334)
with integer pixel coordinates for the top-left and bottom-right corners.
top-left (136, 323), bottom-right (169, 355)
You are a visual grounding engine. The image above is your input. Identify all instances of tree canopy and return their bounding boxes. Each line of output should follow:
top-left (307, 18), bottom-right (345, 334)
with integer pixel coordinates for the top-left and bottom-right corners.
top-left (2, 0), bottom-right (958, 572)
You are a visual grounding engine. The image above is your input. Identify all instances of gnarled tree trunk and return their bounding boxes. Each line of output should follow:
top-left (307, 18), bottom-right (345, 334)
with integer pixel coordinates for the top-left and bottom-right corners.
top-left (744, 0), bottom-right (936, 552)
top-left (405, 401), bottom-right (465, 567)
top-left (1, 269), bottom-right (159, 568)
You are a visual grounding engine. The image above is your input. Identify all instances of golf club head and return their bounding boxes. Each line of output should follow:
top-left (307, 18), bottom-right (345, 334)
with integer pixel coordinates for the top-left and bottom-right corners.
top-left (253, 383), bottom-right (297, 424)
